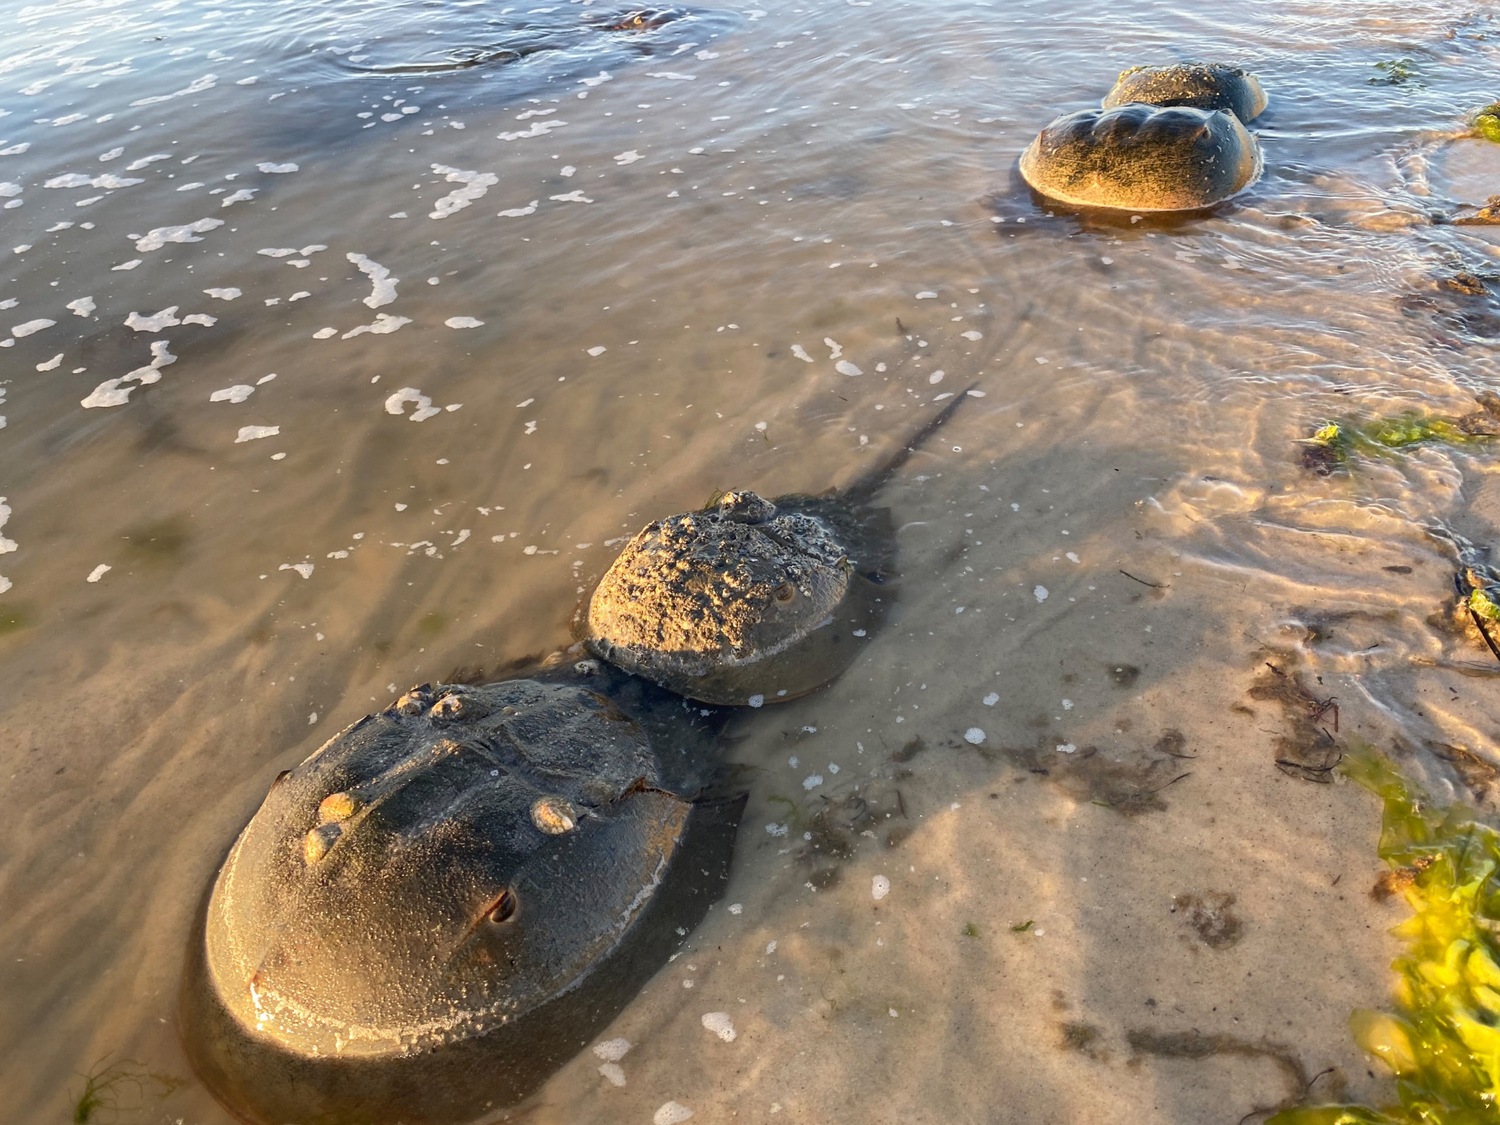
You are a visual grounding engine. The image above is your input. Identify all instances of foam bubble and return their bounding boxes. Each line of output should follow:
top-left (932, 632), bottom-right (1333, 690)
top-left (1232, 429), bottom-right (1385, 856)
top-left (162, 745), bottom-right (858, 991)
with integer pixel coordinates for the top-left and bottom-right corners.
top-left (593, 1038), bottom-right (631, 1062)
top-left (346, 253), bottom-right (398, 308)
top-left (429, 164), bottom-right (498, 219)
top-left (445, 316), bottom-right (483, 329)
top-left (210, 385), bottom-right (254, 403)
top-left (654, 1104), bottom-right (693, 1125)
top-left (342, 314), bottom-right (410, 339)
top-left (701, 1012), bottom-right (736, 1042)
top-left (872, 875), bottom-right (891, 900)
top-left (12, 319), bottom-right (55, 338)
top-left (236, 425), bottom-right (280, 442)
top-left (134, 217), bottom-right (223, 252)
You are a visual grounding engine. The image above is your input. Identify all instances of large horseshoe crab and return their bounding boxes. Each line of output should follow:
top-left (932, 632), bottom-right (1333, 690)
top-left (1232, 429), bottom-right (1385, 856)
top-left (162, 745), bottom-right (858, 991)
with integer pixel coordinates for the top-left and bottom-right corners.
top-left (181, 661), bottom-right (743, 1124)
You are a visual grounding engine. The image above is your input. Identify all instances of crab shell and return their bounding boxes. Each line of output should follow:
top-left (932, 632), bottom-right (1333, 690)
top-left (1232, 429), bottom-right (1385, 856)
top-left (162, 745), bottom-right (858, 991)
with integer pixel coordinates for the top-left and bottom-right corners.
top-left (181, 667), bottom-right (741, 1124)
top-left (584, 490), bottom-right (895, 705)
top-left (1103, 63), bottom-right (1268, 123)
top-left (1019, 103), bottom-right (1262, 213)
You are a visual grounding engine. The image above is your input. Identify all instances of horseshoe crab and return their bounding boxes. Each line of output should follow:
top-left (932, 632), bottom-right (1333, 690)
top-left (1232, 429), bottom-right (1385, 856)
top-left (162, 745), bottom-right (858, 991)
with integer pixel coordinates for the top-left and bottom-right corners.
top-left (1102, 64), bottom-right (1268, 123)
top-left (181, 662), bottom-right (743, 1124)
top-left (1019, 102), bottom-right (1263, 213)
top-left (583, 392), bottom-right (972, 706)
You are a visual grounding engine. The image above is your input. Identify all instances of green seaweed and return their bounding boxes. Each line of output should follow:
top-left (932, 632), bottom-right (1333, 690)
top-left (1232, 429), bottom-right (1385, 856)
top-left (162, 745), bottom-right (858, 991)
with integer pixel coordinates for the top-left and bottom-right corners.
top-left (1473, 103), bottom-right (1500, 144)
top-left (1468, 585), bottom-right (1500, 623)
top-left (1010, 919), bottom-right (1035, 933)
top-left (1270, 746), bottom-right (1500, 1123)
top-left (1369, 59), bottom-right (1424, 88)
top-left (1303, 414), bottom-right (1490, 472)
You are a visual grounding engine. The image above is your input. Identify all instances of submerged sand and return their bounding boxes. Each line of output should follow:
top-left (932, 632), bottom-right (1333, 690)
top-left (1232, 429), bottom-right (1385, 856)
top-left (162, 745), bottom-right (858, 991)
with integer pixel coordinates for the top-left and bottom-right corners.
top-left (2, 0), bottom-right (1500, 1122)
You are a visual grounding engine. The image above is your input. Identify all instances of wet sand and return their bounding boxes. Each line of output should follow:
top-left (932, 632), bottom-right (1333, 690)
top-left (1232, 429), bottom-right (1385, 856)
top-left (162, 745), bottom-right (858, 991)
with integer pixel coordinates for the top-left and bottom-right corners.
top-left (3, 0), bottom-right (1500, 1121)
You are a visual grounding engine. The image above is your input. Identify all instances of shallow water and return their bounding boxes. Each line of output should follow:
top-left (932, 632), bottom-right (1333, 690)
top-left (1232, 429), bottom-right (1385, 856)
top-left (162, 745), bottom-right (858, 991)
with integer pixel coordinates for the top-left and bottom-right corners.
top-left (3, 0), bottom-right (1500, 1121)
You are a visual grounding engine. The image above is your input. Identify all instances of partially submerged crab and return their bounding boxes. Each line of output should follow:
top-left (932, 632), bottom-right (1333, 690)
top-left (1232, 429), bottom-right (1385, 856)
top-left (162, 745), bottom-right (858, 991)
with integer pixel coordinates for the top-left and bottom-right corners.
top-left (583, 393), bottom-right (972, 705)
top-left (1103, 63), bottom-right (1268, 124)
top-left (181, 663), bottom-right (742, 1124)
top-left (1019, 102), bottom-right (1263, 213)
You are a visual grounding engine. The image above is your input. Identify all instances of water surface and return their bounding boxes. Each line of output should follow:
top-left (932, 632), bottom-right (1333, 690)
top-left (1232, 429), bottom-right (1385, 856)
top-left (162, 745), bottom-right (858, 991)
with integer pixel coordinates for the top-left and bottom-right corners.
top-left (3, 0), bottom-right (1500, 1121)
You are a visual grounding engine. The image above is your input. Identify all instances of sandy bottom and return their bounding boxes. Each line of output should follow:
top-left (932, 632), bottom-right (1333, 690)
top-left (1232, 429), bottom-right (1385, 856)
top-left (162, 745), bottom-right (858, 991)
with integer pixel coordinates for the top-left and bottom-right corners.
top-left (3, 0), bottom-right (1500, 1122)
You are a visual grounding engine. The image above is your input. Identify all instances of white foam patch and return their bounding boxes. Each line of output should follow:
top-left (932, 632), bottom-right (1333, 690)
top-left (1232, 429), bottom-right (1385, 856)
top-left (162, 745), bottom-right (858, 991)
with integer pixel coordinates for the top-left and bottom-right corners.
top-left (580, 71), bottom-right (612, 87)
top-left (134, 217), bottom-right (223, 252)
top-left (835, 359), bottom-right (861, 377)
top-left (236, 425), bottom-right (279, 442)
top-left (130, 72), bottom-right (217, 107)
top-left (385, 387), bottom-right (443, 421)
top-left (1033, 585), bottom-right (1049, 602)
top-left (593, 1038), bottom-right (631, 1062)
top-left (0, 143), bottom-right (30, 155)
top-left (125, 153), bottom-right (170, 171)
top-left (278, 561), bottom-right (314, 578)
top-left (497, 120), bottom-right (567, 140)
top-left (312, 327), bottom-right (336, 339)
top-left (429, 164), bottom-right (498, 219)
top-left (0, 183), bottom-right (19, 197)
top-left (701, 1013), bottom-right (736, 1042)
top-left (550, 190), bottom-right (593, 204)
top-left (790, 344), bottom-right (813, 363)
top-left (66, 296), bottom-right (95, 317)
top-left (221, 189), bottom-right (256, 207)
top-left (36, 353), bottom-right (62, 371)
top-left (598, 1063), bottom-right (626, 1087)
top-left (256, 161), bottom-right (299, 174)
top-left (126, 307), bottom-right (181, 331)
top-left (0, 498), bottom-right (14, 590)
top-left (346, 253), bottom-right (397, 308)
top-left (613, 150), bottom-right (643, 165)
top-left (12, 318), bottom-right (54, 338)
top-left (81, 340), bottom-right (176, 408)
top-left (965, 727), bottom-right (986, 745)
top-left (872, 874), bottom-right (891, 900)
top-left (204, 287), bottom-right (241, 300)
top-left (43, 173), bottom-right (143, 189)
top-left (342, 314), bottom-right (410, 339)
top-left (647, 71), bottom-right (696, 80)
top-left (86, 563), bottom-right (110, 583)
top-left (498, 200), bottom-right (538, 217)
top-left (210, 384), bottom-right (254, 403)
top-left (445, 316), bottom-right (483, 328)
top-left (654, 1104), bottom-right (693, 1125)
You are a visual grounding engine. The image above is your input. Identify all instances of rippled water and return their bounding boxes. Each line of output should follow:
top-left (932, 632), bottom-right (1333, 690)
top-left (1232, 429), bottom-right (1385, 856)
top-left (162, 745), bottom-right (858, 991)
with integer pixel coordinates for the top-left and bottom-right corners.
top-left (3, 0), bottom-right (1500, 1121)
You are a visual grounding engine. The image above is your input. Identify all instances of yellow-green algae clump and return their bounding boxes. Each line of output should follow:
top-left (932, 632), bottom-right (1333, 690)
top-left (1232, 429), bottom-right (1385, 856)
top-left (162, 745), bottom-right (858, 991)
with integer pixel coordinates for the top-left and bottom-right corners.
top-left (1472, 103), bottom-right (1500, 145)
top-left (1301, 413), bottom-right (1494, 474)
top-left (1271, 747), bottom-right (1500, 1123)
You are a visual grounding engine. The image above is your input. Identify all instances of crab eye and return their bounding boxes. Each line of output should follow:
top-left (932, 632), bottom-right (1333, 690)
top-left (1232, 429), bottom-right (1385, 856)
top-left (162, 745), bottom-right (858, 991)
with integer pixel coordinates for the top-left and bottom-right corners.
top-left (487, 888), bottom-right (519, 925)
top-left (773, 582), bottom-right (796, 604)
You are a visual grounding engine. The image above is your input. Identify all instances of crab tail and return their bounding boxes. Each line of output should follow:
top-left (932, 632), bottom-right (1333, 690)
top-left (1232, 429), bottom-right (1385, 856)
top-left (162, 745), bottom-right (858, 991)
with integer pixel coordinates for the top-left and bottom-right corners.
top-left (842, 384), bottom-right (977, 506)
